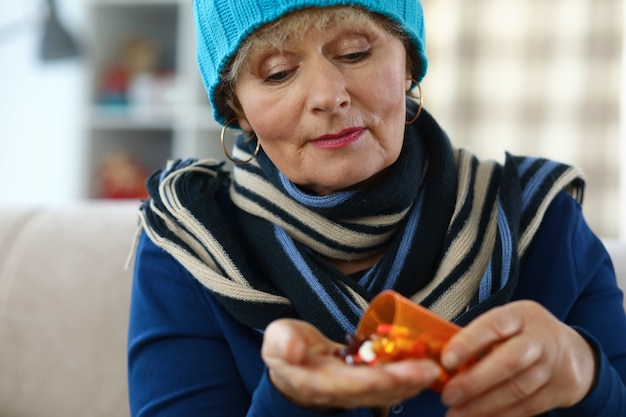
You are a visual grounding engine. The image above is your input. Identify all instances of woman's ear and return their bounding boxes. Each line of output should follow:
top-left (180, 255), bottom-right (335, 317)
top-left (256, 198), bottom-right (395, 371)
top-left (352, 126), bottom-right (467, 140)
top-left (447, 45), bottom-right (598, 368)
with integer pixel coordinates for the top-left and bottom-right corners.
top-left (229, 95), bottom-right (253, 132)
top-left (237, 115), bottom-right (253, 132)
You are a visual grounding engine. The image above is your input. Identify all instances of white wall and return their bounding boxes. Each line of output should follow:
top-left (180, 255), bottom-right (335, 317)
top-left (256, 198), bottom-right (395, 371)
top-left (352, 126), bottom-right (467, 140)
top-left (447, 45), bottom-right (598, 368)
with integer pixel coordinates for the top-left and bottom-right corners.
top-left (0, 1), bottom-right (85, 205)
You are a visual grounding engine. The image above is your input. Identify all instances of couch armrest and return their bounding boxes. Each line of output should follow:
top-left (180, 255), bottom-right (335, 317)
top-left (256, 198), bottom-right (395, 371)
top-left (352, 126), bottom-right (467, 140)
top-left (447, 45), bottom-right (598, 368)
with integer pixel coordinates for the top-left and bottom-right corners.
top-left (0, 202), bottom-right (139, 417)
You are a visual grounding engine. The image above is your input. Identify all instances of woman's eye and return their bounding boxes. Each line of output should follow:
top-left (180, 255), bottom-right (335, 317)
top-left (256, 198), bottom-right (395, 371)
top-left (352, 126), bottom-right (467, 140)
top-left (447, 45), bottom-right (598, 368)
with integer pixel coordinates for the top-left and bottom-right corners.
top-left (264, 69), bottom-right (292, 84)
top-left (341, 50), bottom-right (370, 62)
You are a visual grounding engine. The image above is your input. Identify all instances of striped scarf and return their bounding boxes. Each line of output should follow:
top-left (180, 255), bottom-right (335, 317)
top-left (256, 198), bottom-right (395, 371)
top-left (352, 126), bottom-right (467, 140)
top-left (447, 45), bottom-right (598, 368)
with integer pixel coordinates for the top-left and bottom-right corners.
top-left (139, 108), bottom-right (584, 342)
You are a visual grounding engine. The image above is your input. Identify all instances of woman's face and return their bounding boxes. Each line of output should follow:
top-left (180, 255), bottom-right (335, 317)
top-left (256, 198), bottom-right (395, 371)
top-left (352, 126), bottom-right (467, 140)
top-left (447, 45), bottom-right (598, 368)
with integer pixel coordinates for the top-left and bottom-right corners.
top-left (234, 15), bottom-right (411, 196)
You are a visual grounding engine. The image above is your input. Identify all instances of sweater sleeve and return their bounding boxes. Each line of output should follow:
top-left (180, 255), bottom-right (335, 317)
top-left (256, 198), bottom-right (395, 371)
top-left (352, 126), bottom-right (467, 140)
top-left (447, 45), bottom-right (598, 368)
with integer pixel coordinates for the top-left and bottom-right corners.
top-left (558, 197), bottom-right (626, 415)
top-left (128, 233), bottom-right (366, 417)
top-left (519, 192), bottom-right (626, 416)
top-left (127, 232), bottom-right (254, 416)
top-left (553, 328), bottom-right (626, 416)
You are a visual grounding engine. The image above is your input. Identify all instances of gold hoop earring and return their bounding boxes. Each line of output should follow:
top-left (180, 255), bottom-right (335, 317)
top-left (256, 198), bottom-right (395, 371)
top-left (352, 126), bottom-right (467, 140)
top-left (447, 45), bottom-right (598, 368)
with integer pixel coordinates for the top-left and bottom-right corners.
top-left (405, 80), bottom-right (423, 125)
top-left (221, 118), bottom-right (260, 165)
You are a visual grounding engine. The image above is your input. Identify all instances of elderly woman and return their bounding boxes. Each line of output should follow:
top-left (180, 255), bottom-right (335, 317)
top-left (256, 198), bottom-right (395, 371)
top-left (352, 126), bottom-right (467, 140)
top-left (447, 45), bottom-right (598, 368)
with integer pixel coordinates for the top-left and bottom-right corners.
top-left (127, 0), bottom-right (626, 416)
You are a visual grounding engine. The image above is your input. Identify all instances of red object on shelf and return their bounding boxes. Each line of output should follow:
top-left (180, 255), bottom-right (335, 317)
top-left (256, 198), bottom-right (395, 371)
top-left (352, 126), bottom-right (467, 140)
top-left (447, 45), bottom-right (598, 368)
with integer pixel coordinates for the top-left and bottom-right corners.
top-left (98, 151), bottom-right (149, 199)
top-left (99, 63), bottom-right (130, 105)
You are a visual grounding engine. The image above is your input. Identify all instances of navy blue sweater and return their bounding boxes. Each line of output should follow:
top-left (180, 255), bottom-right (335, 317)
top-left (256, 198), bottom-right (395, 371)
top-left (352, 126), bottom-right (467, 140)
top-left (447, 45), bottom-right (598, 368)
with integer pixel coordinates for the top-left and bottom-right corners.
top-left (128, 192), bottom-right (626, 416)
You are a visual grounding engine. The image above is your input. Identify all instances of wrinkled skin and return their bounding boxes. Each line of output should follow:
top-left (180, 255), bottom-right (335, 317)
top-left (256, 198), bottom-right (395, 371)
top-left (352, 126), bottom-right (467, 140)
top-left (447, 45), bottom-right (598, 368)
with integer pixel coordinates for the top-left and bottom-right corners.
top-left (440, 300), bottom-right (596, 417)
top-left (261, 301), bottom-right (597, 416)
top-left (234, 18), bottom-right (410, 196)
top-left (261, 319), bottom-right (440, 412)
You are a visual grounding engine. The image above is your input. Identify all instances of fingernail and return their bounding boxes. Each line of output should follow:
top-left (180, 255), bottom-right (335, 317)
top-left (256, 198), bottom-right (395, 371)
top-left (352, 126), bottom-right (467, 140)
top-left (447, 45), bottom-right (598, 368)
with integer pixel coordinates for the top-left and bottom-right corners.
top-left (442, 350), bottom-right (458, 369)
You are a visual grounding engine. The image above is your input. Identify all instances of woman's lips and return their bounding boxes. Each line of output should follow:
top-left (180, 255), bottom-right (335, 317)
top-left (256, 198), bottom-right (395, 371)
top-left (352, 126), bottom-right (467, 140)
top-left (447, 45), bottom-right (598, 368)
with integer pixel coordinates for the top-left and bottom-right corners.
top-left (310, 127), bottom-right (364, 149)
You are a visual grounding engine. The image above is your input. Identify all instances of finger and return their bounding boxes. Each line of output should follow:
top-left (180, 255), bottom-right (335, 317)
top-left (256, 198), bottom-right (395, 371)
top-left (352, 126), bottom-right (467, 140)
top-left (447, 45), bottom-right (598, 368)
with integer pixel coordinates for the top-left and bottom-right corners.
top-left (442, 333), bottom-right (542, 406)
top-left (384, 359), bottom-right (441, 383)
top-left (269, 361), bottom-right (386, 408)
top-left (262, 319), bottom-right (308, 365)
top-left (444, 361), bottom-right (550, 417)
top-left (447, 386), bottom-right (557, 417)
top-left (334, 360), bottom-right (441, 407)
top-left (272, 356), bottom-right (441, 409)
top-left (262, 319), bottom-right (336, 365)
top-left (442, 303), bottom-right (534, 370)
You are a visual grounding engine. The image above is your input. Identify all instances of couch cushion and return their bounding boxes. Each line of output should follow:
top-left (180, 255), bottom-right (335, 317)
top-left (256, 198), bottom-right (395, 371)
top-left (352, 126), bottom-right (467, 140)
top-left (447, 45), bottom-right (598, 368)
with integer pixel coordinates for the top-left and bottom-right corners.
top-left (0, 202), bottom-right (139, 417)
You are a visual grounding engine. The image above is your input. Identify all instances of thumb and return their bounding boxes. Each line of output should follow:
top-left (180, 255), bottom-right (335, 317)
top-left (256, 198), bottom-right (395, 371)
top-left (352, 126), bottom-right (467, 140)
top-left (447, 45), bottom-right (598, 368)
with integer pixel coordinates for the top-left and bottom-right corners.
top-left (262, 319), bottom-right (318, 365)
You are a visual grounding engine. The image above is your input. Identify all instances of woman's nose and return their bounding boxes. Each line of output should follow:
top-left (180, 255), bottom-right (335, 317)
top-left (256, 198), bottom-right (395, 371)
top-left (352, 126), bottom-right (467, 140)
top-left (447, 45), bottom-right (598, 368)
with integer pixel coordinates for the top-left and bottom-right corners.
top-left (305, 58), bottom-right (350, 114)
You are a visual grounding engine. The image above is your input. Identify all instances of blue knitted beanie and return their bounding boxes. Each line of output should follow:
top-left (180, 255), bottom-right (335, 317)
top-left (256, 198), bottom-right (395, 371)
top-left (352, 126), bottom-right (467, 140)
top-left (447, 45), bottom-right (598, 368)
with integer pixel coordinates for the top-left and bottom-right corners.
top-left (193, 0), bottom-right (427, 125)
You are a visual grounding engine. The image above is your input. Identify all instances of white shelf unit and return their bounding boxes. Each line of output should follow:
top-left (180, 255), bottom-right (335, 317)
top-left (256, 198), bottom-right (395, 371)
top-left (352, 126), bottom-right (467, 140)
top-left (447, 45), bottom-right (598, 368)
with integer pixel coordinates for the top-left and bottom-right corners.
top-left (81, 0), bottom-right (226, 198)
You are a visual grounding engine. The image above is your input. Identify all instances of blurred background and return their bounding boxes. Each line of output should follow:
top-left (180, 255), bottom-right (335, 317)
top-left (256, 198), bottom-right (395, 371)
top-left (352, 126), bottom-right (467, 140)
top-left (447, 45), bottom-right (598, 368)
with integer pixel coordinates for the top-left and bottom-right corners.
top-left (0, 0), bottom-right (624, 239)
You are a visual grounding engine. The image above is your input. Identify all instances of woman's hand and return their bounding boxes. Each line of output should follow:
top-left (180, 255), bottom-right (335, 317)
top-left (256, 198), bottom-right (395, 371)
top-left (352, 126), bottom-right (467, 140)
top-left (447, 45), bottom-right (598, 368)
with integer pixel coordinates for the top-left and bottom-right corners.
top-left (440, 300), bottom-right (598, 417)
top-left (261, 318), bottom-right (441, 411)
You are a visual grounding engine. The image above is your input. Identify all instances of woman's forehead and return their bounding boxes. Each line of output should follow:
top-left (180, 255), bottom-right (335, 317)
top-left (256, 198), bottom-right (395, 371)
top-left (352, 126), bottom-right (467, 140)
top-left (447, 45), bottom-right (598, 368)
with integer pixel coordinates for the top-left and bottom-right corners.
top-left (248, 7), bottom-right (380, 48)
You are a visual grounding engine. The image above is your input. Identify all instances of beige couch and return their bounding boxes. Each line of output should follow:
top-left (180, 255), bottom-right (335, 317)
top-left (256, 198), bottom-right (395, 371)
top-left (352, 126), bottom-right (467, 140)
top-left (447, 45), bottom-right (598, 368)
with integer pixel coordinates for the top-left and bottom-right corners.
top-left (0, 202), bottom-right (139, 417)
top-left (0, 202), bottom-right (625, 417)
